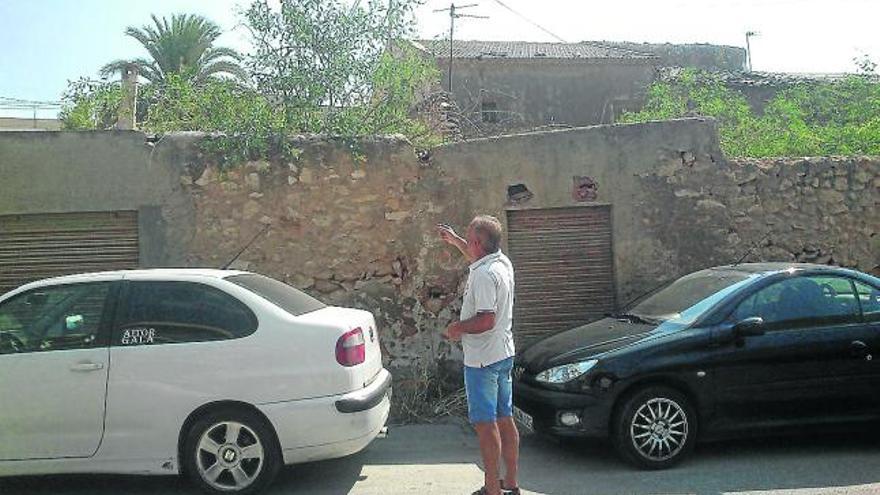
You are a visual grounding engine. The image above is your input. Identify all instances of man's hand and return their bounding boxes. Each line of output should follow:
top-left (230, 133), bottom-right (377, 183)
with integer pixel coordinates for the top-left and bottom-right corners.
top-left (437, 224), bottom-right (465, 248)
top-left (443, 313), bottom-right (495, 341)
top-left (437, 223), bottom-right (475, 262)
top-left (443, 321), bottom-right (463, 341)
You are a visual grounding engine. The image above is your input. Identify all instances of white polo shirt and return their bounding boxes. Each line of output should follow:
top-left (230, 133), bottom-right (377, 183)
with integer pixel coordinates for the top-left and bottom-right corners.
top-left (460, 250), bottom-right (515, 368)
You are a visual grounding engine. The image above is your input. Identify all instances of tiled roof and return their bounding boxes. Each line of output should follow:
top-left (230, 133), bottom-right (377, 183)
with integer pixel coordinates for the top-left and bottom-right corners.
top-left (411, 39), bottom-right (656, 62)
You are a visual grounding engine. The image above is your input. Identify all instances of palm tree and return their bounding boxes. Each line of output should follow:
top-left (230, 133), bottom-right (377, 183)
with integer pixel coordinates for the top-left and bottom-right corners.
top-left (100, 13), bottom-right (248, 85)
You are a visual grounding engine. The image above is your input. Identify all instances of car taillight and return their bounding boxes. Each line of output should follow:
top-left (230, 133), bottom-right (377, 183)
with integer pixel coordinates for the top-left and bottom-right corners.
top-left (336, 327), bottom-right (366, 367)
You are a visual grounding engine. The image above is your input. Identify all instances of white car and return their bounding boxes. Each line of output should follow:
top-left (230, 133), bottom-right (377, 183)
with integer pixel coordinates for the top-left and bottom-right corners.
top-left (0, 269), bottom-right (391, 494)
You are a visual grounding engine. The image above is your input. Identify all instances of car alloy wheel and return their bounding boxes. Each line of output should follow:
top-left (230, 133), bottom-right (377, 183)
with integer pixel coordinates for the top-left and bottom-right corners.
top-left (613, 386), bottom-right (696, 470)
top-left (196, 421), bottom-right (264, 491)
top-left (184, 409), bottom-right (280, 495)
top-left (629, 398), bottom-right (688, 462)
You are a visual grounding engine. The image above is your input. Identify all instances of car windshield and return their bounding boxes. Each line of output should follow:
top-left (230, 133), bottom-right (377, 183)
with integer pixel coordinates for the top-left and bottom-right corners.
top-left (226, 273), bottom-right (326, 316)
top-left (628, 269), bottom-right (759, 326)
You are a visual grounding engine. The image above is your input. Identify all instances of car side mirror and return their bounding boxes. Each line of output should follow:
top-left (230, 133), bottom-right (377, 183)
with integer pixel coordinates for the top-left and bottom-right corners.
top-left (65, 314), bottom-right (84, 332)
top-left (733, 316), bottom-right (765, 337)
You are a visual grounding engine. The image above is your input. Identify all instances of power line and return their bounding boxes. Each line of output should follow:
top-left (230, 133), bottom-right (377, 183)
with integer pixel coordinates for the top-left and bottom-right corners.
top-left (491, 0), bottom-right (567, 43)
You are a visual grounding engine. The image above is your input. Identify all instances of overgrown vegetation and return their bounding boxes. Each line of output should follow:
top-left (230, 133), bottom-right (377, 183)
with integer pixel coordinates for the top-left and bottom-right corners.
top-left (60, 0), bottom-right (441, 164)
top-left (389, 360), bottom-right (467, 424)
top-left (621, 65), bottom-right (880, 157)
top-left (59, 78), bottom-right (124, 130)
top-left (144, 75), bottom-right (294, 163)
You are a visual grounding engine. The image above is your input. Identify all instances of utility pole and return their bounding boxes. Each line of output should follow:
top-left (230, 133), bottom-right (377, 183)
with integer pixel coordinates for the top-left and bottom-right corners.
top-left (433, 3), bottom-right (487, 92)
top-left (745, 30), bottom-right (759, 72)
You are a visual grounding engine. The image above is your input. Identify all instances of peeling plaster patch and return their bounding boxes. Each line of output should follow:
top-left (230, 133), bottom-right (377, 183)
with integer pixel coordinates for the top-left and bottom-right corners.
top-left (245, 173), bottom-right (261, 192)
top-left (391, 256), bottom-right (409, 285)
top-left (420, 286), bottom-right (450, 315)
top-left (680, 150), bottom-right (697, 166)
top-left (385, 210), bottom-right (410, 221)
top-left (572, 176), bottom-right (598, 202)
top-left (507, 183), bottom-right (533, 204)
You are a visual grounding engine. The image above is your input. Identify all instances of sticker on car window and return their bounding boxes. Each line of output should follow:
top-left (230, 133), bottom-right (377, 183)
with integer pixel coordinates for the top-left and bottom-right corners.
top-left (121, 327), bottom-right (156, 345)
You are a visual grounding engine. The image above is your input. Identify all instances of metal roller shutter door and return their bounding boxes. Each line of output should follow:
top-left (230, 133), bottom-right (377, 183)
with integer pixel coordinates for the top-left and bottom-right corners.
top-left (0, 211), bottom-right (139, 293)
top-left (507, 206), bottom-right (615, 348)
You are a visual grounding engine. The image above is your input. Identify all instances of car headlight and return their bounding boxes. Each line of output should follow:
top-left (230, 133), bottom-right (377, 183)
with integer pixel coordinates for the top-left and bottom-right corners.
top-left (535, 360), bottom-right (599, 384)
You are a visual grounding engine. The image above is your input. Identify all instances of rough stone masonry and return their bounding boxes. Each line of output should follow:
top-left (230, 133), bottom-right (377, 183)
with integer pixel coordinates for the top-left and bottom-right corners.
top-left (1, 120), bottom-right (877, 370)
top-left (178, 120), bottom-right (880, 369)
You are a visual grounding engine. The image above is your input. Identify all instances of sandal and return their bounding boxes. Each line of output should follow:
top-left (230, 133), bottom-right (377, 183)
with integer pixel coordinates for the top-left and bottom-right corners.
top-left (501, 479), bottom-right (521, 495)
top-left (472, 486), bottom-right (510, 495)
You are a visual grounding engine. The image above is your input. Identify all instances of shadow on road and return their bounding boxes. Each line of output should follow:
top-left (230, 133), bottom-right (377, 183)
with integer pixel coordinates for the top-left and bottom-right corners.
top-left (2, 422), bottom-right (880, 494)
top-left (517, 428), bottom-right (880, 495)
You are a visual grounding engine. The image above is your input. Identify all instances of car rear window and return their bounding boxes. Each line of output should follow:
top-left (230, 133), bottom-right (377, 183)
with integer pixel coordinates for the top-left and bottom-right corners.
top-left (226, 274), bottom-right (326, 316)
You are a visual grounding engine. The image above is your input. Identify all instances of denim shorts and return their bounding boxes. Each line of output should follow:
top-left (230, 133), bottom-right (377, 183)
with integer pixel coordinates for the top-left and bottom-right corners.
top-left (464, 356), bottom-right (514, 424)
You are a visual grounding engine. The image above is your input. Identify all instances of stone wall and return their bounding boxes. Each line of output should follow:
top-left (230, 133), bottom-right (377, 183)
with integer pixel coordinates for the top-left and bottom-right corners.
top-left (2, 122), bottom-right (878, 370)
top-left (182, 136), bottom-right (458, 367)
top-left (182, 120), bottom-right (726, 367)
top-left (635, 155), bottom-right (879, 276)
top-left (180, 120), bottom-right (879, 368)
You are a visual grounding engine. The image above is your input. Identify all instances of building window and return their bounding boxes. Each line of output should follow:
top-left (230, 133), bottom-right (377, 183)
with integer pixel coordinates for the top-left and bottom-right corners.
top-left (481, 101), bottom-right (498, 123)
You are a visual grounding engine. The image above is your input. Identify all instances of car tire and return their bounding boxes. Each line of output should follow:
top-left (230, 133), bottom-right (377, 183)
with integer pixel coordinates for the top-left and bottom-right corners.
top-left (612, 386), bottom-right (696, 470)
top-left (182, 409), bottom-right (281, 495)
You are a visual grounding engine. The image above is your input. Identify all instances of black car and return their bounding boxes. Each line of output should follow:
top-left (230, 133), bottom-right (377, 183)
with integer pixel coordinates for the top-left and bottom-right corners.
top-left (513, 263), bottom-right (880, 469)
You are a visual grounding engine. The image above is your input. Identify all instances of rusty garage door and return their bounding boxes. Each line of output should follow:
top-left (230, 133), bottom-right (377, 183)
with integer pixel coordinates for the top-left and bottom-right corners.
top-left (506, 206), bottom-right (615, 347)
top-left (0, 211), bottom-right (139, 294)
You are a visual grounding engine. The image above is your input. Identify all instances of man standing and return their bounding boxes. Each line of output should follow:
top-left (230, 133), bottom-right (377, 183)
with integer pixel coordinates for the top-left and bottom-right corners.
top-left (438, 215), bottom-right (520, 495)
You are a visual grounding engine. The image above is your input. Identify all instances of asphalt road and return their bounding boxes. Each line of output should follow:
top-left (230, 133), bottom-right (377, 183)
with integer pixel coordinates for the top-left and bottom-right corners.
top-left (3, 421), bottom-right (880, 495)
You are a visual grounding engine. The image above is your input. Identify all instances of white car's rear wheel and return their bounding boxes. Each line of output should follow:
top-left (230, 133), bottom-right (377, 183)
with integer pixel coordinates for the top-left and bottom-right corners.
top-left (183, 409), bottom-right (281, 494)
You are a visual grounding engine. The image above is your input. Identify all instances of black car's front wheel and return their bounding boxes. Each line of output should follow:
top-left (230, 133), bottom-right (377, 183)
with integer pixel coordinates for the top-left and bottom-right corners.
top-left (612, 386), bottom-right (696, 470)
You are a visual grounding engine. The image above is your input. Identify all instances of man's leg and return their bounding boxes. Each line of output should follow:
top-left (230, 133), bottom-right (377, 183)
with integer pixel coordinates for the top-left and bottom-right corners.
top-left (497, 417), bottom-right (519, 490)
top-left (465, 365), bottom-right (503, 495)
top-left (495, 357), bottom-right (519, 491)
top-left (474, 421), bottom-right (502, 495)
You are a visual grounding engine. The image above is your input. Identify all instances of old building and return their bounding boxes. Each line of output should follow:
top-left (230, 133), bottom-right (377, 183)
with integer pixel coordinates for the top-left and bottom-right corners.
top-left (411, 39), bottom-right (659, 133)
top-left (411, 39), bottom-right (753, 136)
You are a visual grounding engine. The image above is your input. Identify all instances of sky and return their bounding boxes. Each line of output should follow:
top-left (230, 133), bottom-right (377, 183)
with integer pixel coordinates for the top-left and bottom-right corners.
top-left (1, 0), bottom-right (878, 118)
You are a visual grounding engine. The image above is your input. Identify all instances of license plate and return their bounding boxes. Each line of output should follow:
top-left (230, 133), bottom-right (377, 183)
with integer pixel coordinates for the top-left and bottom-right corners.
top-left (513, 406), bottom-right (534, 432)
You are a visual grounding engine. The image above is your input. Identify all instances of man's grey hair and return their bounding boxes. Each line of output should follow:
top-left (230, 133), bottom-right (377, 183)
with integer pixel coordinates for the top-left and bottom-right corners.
top-left (470, 215), bottom-right (503, 254)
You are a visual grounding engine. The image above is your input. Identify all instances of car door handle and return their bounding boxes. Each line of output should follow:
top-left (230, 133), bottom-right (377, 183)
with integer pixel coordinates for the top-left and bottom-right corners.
top-left (70, 362), bottom-right (104, 372)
